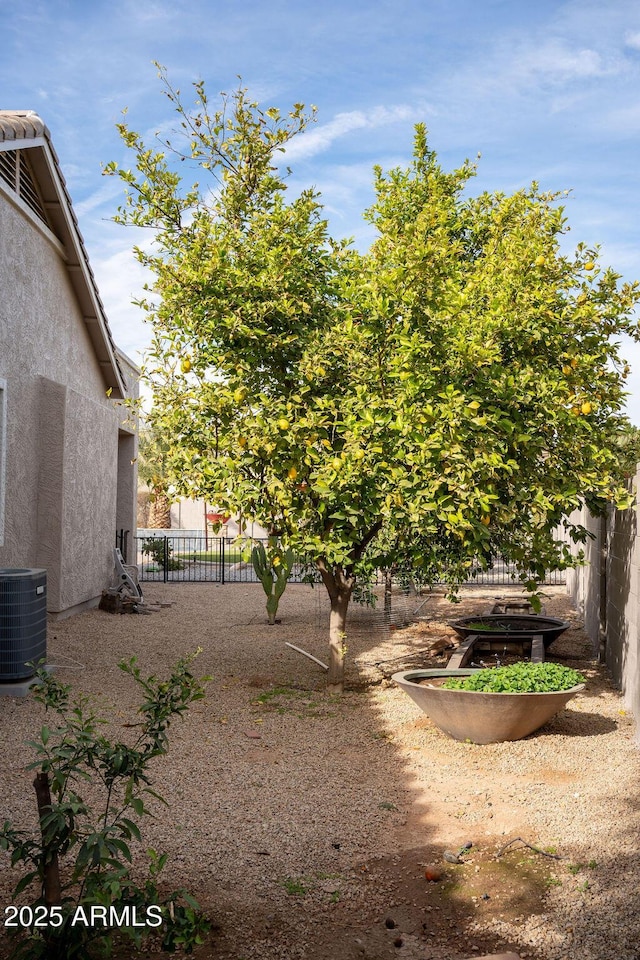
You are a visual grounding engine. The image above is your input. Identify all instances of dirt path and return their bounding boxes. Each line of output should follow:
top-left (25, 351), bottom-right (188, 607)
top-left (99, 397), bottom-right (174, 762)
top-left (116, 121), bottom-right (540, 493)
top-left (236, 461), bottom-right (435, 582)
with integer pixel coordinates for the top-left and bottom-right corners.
top-left (0, 583), bottom-right (638, 960)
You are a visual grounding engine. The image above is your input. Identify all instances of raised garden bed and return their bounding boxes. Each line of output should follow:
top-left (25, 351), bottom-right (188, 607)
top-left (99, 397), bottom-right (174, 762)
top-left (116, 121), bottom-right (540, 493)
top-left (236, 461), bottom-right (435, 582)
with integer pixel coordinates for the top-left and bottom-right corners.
top-left (447, 632), bottom-right (545, 669)
top-left (392, 664), bottom-right (585, 743)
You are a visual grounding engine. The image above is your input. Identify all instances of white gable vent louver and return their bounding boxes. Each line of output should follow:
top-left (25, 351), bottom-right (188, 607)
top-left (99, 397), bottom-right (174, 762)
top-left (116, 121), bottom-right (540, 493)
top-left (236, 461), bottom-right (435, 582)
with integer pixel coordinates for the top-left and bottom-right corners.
top-left (0, 149), bottom-right (48, 226)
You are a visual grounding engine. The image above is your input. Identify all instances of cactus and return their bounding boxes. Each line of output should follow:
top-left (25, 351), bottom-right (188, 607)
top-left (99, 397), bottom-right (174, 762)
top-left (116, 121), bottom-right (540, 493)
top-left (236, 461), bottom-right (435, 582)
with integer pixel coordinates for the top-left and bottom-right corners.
top-left (251, 540), bottom-right (295, 624)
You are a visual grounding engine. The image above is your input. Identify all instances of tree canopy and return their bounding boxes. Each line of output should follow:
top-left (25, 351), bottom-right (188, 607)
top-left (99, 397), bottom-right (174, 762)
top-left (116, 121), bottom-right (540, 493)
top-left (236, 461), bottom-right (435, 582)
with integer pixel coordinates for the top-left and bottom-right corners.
top-left (106, 70), bottom-right (640, 690)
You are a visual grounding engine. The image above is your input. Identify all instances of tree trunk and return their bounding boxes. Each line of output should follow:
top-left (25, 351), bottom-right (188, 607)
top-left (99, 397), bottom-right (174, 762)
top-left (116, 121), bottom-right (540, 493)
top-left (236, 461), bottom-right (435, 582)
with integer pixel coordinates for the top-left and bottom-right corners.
top-left (33, 772), bottom-right (61, 907)
top-left (328, 590), bottom-right (351, 692)
top-left (137, 489), bottom-right (151, 527)
top-left (317, 562), bottom-right (354, 694)
top-left (148, 491), bottom-right (172, 529)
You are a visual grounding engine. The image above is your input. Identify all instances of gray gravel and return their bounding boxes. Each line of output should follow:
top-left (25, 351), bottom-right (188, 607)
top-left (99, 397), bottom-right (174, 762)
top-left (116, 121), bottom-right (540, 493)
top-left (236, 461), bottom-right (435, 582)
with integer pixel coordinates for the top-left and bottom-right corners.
top-left (0, 583), bottom-right (638, 960)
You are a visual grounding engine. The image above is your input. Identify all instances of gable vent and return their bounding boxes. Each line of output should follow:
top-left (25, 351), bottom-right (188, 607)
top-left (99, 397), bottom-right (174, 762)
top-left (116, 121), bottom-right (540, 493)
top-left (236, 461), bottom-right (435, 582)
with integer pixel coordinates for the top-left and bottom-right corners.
top-left (0, 149), bottom-right (48, 226)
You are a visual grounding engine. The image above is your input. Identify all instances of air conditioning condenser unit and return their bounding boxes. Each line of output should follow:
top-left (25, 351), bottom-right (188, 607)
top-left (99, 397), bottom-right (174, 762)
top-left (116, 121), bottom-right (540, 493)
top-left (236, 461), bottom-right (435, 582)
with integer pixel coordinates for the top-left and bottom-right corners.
top-left (0, 568), bottom-right (47, 681)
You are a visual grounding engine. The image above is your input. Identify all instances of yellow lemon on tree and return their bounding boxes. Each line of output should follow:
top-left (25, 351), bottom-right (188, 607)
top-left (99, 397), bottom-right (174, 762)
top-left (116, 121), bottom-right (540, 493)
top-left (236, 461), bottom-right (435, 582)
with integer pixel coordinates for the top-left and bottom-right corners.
top-left (180, 357), bottom-right (192, 373)
top-left (238, 436), bottom-right (247, 448)
top-left (277, 418), bottom-right (290, 431)
top-left (581, 401), bottom-right (593, 415)
top-left (287, 466), bottom-right (298, 480)
top-left (535, 254), bottom-right (546, 267)
top-left (331, 457), bottom-right (343, 470)
top-left (562, 364), bottom-right (572, 375)
top-left (584, 261), bottom-right (595, 271)
top-left (481, 515), bottom-right (491, 526)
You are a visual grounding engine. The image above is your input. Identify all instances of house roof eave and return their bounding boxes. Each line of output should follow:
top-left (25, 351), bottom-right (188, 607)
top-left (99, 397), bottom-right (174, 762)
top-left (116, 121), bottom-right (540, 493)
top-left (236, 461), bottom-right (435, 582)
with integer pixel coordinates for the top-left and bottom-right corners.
top-left (0, 110), bottom-right (128, 400)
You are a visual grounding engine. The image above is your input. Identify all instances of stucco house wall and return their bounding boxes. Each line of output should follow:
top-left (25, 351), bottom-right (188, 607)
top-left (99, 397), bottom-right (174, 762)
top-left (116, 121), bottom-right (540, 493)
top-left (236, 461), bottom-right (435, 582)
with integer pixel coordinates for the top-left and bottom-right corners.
top-left (0, 111), bottom-right (138, 616)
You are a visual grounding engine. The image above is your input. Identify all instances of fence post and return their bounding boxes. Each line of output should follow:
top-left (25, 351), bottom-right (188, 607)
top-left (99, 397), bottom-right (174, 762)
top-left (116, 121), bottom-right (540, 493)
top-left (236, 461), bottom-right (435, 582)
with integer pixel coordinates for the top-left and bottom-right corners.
top-left (163, 537), bottom-right (169, 583)
top-left (221, 537), bottom-right (225, 585)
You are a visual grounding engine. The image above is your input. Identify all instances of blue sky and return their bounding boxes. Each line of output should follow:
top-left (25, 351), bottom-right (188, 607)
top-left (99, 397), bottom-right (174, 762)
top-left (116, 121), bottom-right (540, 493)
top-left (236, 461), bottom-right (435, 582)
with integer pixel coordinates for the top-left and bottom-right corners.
top-left (3, 0), bottom-right (640, 420)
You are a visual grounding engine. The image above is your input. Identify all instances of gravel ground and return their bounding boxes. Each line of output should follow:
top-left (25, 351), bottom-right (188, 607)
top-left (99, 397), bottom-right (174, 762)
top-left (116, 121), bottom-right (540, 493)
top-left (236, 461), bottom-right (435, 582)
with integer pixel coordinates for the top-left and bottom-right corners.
top-left (0, 582), bottom-right (638, 960)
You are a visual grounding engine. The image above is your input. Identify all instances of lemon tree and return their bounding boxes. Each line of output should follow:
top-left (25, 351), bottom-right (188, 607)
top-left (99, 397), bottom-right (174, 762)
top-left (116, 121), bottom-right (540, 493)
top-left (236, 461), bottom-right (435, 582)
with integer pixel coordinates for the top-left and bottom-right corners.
top-left (106, 70), bottom-right (640, 692)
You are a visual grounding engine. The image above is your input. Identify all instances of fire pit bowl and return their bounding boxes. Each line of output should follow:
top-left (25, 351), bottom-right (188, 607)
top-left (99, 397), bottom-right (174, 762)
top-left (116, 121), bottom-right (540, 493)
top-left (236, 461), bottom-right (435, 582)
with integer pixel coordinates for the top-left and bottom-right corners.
top-left (449, 615), bottom-right (569, 649)
top-left (392, 668), bottom-right (584, 744)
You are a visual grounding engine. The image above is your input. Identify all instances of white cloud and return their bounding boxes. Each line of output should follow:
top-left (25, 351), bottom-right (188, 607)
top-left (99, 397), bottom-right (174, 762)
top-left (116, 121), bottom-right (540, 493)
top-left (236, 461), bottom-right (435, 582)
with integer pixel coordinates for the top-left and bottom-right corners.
top-left (605, 101), bottom-right (640, 135)
top-left (283, 104), bottom-right (420, 162)
top-left (519, 40), bottom-right (607, 82)
top-left (597, 239), bottom-right (640, 277)
top-left (75, 180), bottom-right (129, 219)
top-left (90, 245), bottom-right (153, 363)
top-left (624, 30), bottom-right (640, 51)
top-left (444, 35), bottom-right (620, 117)
top-left (479, 36), bottom-right (620, 101)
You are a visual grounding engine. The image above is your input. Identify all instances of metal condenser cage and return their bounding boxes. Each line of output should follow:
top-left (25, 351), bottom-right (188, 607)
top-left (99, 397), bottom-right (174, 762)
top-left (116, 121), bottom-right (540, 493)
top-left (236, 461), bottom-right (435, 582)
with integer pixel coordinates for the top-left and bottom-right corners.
top-left (0, 568), bottom-right (47, 681)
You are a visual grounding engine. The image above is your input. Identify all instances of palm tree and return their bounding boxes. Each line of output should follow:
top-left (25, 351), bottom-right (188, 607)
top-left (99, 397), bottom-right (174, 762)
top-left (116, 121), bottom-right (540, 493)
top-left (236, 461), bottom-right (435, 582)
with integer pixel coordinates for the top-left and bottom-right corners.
top-left (137, 422), bottom-right (174, 529)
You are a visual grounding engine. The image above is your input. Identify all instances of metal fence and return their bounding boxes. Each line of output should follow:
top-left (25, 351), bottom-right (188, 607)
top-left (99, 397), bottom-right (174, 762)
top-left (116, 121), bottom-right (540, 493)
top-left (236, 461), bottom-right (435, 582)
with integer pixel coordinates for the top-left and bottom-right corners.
top-left (466, 558), bottom-right (566, 587)
top-left (124, 533), bottom-right (565, 587)
top-left (131, 535), bottom-right (315, 585)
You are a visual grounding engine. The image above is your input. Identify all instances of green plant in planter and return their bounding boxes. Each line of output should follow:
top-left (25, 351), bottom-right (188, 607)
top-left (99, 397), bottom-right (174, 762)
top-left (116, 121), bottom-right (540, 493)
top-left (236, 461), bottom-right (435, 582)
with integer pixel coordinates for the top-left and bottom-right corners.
top-left (464, 620), bottom-right (509, 631)
top-left (443, 661), bottom-right (585, 693)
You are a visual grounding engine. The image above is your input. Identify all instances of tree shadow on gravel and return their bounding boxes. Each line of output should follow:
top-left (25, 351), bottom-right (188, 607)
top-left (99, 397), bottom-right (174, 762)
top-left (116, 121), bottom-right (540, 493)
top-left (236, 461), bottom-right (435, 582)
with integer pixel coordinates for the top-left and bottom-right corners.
top-left (536, 710), bottom-right (618, 737)
top-left (0, 583), bottom-right (638, 960)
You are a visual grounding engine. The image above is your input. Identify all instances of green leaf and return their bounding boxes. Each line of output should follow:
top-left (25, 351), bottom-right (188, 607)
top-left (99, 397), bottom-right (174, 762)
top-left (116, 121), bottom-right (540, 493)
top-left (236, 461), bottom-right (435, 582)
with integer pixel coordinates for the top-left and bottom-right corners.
top-left (13, 870), bottom-right (39, 897)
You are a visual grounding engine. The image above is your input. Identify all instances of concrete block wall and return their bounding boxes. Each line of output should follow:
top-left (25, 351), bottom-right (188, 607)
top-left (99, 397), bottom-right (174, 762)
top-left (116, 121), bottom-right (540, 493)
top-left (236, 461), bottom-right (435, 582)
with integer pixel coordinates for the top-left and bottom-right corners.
top-left (565, 467), bottom-right (640, 730)
top-left (606, 481), bottom-right (640, 723)
top-left (563, 506), bottom-right (603, 658)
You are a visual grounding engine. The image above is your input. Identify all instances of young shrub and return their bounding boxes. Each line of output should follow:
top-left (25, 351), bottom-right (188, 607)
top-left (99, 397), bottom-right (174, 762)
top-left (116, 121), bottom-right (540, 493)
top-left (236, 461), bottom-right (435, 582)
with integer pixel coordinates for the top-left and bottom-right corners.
top-left (0, 654), bottom-right (211, 959)
top-left (141, 537), bottom-right (184, 571)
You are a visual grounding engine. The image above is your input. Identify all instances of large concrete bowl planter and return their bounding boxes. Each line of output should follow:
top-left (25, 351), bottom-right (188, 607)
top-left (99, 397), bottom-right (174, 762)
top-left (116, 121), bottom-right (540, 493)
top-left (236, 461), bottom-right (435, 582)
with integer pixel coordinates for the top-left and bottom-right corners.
top-left (450, 615), bottom-right (570, 649)
top-left (391, 668), bottom-right (585, 744)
